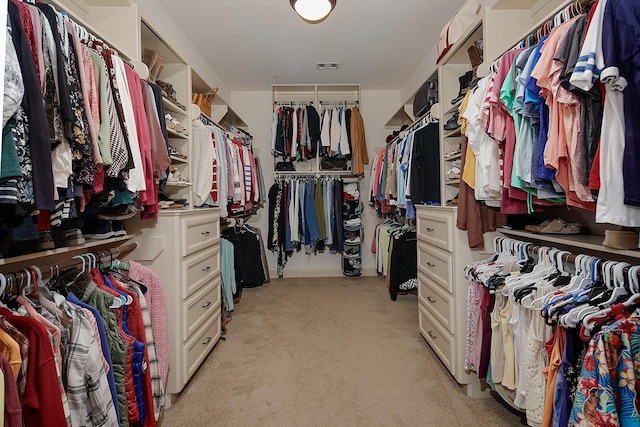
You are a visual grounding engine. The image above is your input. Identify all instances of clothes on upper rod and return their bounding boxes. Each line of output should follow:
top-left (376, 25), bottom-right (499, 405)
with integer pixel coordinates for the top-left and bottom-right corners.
top-left (369, 119), bottom-right (440, 219)
top-left (191, 120), bottom-right (265, 216)
top-left (271, 104), bottom-right (369, 176)
top-left (4, 0), bottom-right (175, 256)
top-left (459, 0), bottom-right (640, 227)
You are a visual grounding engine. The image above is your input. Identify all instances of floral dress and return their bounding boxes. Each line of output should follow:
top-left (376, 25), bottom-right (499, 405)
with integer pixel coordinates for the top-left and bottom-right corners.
top-left (570, 312), bottom-right (640, 426)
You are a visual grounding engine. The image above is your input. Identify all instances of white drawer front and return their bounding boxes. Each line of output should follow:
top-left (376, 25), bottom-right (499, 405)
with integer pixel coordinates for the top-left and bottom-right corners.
top-left (182, 245), bottom-right (220, 299)
top-left (183, 279), bottom-right (221, 340)
top-left (182, 215), bottom-right (220, 256)
top-left (184, 311), bottom-right (221, 380)
top-left (419, 306), bottom-right (454, 374)
top-left (418, 271), bottom-right (454, 334)
top-left (416, 209), bottom-right (454, 252)
top-left (417, 242), bottom-right (453, 293)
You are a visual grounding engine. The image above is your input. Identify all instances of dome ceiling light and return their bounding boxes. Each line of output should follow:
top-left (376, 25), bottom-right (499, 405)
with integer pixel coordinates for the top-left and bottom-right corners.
top-left (290, 0), bottom-right (337, 24)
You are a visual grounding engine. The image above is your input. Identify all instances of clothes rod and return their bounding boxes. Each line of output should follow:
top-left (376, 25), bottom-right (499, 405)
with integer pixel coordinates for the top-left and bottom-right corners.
top-left (0, 242), bottom-right (138, 293)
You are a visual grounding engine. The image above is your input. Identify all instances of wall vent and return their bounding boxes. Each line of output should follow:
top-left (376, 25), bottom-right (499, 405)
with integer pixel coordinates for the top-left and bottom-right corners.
top-left (316, 62), bottom-right (339, 70)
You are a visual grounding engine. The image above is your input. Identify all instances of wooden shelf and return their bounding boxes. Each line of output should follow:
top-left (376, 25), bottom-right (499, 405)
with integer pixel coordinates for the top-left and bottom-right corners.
top-left (165, 181), bottom-right (193, 188)
top-left (170, 155), bottom-right (189, 164)
top-left (444, 179), bottom-right (460, 185)
top-left (0, 236), bottom-right (133, 270)
top-left (167, 127), bottom-right (189, 139)
top-left (163, 97), bottom-right (187, 115)
top-left (499, 228), bottom-right (640, 261)
top-left (444, 128), bottom-right (462, 138)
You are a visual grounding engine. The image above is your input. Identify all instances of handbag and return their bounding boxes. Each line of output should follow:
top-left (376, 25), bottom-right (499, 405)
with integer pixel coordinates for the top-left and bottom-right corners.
top-left (320, 157), bottom-right (348, 171)
top-left (275, 161), bottom-right (296, 172)
top-left (192, 87), bottom-right (218, 118)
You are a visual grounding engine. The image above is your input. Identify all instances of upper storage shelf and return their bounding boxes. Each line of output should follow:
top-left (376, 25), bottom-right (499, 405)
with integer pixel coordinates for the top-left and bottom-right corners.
top-left (50, 0), bottom-right (140, 60)
top-left (192, 71), bottom-right (247, 128)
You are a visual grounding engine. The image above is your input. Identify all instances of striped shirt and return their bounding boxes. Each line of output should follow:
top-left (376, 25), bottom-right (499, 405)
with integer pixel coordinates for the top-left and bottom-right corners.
top-left (53, 293), bottom-right (119, 427)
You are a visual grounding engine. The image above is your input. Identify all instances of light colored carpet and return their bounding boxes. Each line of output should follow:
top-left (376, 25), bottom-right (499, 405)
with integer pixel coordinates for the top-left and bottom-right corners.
top-left (159, 277), bottom-right (524, 427)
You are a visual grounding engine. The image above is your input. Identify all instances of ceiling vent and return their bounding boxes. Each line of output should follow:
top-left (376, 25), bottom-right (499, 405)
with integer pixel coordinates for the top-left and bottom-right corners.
top-left (316, 62), bottom-right (339, 70)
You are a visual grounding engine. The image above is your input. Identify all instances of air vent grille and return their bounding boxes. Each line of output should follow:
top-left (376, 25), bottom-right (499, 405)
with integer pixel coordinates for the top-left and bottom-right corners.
top-left (316, 62), bottom-right (339, 70)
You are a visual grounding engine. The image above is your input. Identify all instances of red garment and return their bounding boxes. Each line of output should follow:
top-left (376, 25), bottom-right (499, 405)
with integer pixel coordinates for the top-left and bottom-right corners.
top-left (91, 270), bottom-right (140, 424)
top-left (110, 276), bottom-right (157, 427)
top-left (0, 353), bottom-right (22, 427)
top-left (0, 309), bottom-right (66, 427)
top-left (124, 66), bottom-right (155, 209)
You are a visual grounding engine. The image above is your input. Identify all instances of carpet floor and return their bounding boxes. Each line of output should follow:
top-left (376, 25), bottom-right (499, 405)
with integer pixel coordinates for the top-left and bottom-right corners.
top-left (159, 276), bottom-right (524, 426)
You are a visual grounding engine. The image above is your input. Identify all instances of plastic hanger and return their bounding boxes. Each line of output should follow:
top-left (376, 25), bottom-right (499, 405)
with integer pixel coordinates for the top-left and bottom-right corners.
top-left (73, 255), bottom-right (87, 274)
top-left (20, 269), bottom-right (32, 298)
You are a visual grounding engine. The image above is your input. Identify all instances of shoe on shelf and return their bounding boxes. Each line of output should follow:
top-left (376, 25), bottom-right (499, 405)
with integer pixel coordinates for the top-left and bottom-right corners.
top-left (112, 220), bottom-right (127, 238)
top-left (165, 114), bottom-right (185, 133)
top-left (444, 146), bottom-right (462, 159)
top-left (167, 166), bottom-right (183, 183)
top-left (82, 220), bottom-right (114, 241)
top-left (36, 230), bottom-right (55, 251)
top-left (444, 112), bottom-right (460, 131)
top-left (52, 228), bottom-right (86, 247)
top-left (446, 164), bottom-right (461, 180)
top-left (168, 146), bottom-right (188, 159)
top-left (451, 71), bottom-right (474, 105)
top-left (446, 193), bottom-right (459, 206)
top-left (526, 218), bottom-right (588, 235)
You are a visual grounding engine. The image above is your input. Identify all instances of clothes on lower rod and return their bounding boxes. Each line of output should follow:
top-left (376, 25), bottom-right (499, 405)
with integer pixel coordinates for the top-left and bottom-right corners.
top-left (267, 177), bottom-right (345, 277)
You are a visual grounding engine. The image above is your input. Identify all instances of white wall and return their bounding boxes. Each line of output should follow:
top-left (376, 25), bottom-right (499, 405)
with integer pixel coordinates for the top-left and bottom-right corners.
top-left (133, 0), bottom-right (232, 104)
top-left (230, 90), bottom-right (400, 278)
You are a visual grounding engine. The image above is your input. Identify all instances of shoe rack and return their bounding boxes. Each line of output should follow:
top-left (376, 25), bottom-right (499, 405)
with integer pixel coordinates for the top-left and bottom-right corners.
top-left (342, 179), bottom-right (362, 276)
top-left (437, 21), bottom-right (483, 206)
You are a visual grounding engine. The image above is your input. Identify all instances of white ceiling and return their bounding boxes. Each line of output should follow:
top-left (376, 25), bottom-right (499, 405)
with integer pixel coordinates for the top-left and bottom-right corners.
top-left (155, 0), bottom-right (469, 91)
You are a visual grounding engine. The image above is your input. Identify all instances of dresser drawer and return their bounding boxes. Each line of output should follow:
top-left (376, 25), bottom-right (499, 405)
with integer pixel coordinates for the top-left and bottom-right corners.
top-left (182, 215), bottom-right (220, 256)
top-left (416, 209), bottom-right (454, 252)
top-left (417, 242), bottom-right (453, 293)
top-left (182, 245), bottom-right (220, 299)
top-left (183, 279), bottom-right (221, 340)
top-left (419, 306), bottom-right (454, 373)
top-left (184, 311), bottom-right (221, 380)
top-left (418, 271), bottom-right (454, 334)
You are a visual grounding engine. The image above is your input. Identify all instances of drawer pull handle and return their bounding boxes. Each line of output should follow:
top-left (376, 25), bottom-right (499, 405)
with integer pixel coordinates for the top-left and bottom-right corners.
top-left (426, 262), bottom-right (436, 268)
top-left (202, 337), bottom-right (212, 345)
top-left (426, 227), bottom-right (435, 232)
top-left (427, 296), bottom-right (436, 303)
top-left (428, 331), bottom-right (437, 340)
top-left (201, 231), bottom-right (211, 236)
top-left (202, 266), bottom-right (211, 272)
top-left (202, 301), bottom-right (212, 308)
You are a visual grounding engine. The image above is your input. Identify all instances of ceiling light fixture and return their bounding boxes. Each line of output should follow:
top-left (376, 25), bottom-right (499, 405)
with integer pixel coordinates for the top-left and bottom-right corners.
top-left (290, 0), bottom-right (336, 24)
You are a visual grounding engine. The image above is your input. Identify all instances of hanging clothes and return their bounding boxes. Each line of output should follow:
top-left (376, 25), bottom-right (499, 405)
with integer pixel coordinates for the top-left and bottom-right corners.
top-left (267, 176), bottom-right (346, 277)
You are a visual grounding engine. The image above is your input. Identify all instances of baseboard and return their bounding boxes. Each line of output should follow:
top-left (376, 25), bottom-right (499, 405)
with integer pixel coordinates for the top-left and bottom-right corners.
top-left (269, 268), bottom-right (378, 279)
